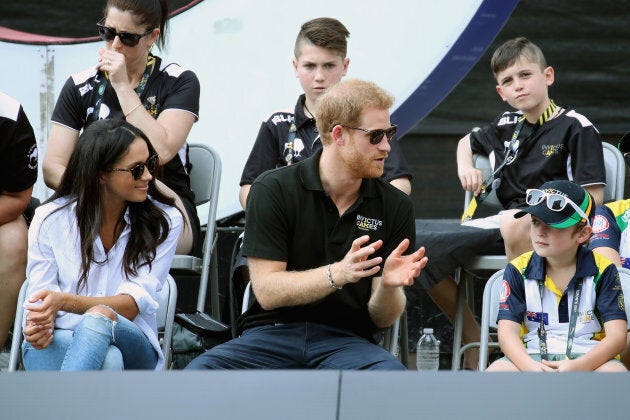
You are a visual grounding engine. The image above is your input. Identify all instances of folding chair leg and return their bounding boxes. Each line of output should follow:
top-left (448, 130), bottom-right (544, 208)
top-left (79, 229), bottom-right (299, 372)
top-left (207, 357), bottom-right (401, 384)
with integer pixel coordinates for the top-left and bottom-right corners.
top-left (451, 268), bottom-right (466, 371)
top-left (400, 310), bottom-right (409, 368)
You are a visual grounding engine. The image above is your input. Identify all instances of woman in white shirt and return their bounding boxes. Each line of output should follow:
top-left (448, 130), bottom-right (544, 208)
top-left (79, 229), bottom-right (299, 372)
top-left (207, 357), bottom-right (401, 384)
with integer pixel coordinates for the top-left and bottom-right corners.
top-left (22, 119), bottom-right (182, 370)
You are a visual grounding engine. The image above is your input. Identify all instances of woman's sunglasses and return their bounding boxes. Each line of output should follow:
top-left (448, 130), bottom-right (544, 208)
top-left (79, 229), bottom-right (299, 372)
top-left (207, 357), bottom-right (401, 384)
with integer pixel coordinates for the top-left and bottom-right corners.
top-left (97, 20), bottom-right (153, 47)
top-left (107, 155), bottom-right (159, 180)
top-left (525, 188), bottom-right (590, 226)
top-left (340, 124), bottom-right (398, 145)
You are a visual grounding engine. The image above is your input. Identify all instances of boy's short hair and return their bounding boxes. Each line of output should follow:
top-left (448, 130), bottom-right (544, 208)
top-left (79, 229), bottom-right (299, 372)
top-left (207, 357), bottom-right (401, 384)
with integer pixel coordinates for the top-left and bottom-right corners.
top-left (294, 17), bottom-right (350, 59)
top-left (316, 79), bottom-right (393, 145)
top-left (491, 37), bottom-right (547, 78)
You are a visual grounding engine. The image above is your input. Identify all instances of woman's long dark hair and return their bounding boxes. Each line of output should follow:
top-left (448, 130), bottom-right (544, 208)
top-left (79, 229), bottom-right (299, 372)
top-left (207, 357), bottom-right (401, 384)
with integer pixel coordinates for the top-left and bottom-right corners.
top-left (47, 119), bottom-right (176, 293)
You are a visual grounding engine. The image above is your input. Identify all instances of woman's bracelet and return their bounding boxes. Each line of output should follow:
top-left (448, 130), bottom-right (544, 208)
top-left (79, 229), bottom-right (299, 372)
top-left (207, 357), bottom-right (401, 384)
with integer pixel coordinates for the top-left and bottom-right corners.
top-left (326, 264), bottom-right (342, 290)
top-left (124, 103), bottom-right (143, 118)
top-left (71, 294), bottom-right (77, 313)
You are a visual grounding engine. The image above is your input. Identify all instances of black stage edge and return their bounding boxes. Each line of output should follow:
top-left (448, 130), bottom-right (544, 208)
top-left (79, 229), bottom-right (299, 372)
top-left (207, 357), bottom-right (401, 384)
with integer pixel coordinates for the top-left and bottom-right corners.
top-left (1, 371), bottom-right (629, 420)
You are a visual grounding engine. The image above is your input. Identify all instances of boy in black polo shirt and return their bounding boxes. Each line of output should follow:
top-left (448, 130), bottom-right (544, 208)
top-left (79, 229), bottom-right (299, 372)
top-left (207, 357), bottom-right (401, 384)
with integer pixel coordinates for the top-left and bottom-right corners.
top-left (186, 79), bottom-right (427, 370)
top-left (238, 17), bottom-right (411, 210)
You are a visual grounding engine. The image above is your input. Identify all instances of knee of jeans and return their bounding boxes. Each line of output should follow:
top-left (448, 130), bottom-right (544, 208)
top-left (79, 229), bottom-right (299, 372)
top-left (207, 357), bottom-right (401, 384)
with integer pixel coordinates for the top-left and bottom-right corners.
top-left (85, 305), bottom-right (118, 321)
top-left (102, 346), bottom-right (124, 370)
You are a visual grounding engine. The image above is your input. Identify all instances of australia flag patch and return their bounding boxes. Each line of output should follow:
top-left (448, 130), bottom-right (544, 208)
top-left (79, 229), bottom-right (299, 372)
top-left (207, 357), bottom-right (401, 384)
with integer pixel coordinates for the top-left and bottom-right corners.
top-left (526, 311), bottom-right (548, 325)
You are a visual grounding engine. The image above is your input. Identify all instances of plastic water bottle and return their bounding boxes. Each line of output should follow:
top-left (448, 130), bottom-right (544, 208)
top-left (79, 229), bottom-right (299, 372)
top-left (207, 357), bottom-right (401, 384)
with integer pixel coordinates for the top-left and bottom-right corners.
top-left (416, 328), bottom-right (440, 371)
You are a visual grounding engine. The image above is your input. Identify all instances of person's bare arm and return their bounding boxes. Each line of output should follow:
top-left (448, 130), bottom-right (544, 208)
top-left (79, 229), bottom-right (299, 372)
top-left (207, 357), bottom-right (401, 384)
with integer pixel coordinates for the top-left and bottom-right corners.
top-left (239, 184), bottom-right (251, 211)
top-left (43, 124), bottom-right (79, 189)
top-left (0, 187), bottom-right (32, 225)
top-left (584, 184), bottom-right (604, 207)
top-left (456, 134), bottom-right (482, 195)
top-left (126, 108), bottom-right (195, 164)
top-left (389, 177), bottom-right (411, 195)
top-left (249, 235), bottom-right (384, 310)
top-left (102, 49), bottom-right (196, 164)
top-left (592, 246), bottom-right (622, 266)
top-left (368, 240), bottom-right (426, 328)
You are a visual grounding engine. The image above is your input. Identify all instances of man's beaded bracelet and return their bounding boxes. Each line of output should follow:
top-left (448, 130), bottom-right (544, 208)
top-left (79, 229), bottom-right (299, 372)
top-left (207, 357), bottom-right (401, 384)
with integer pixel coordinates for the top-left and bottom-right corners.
top-left (326, 263), bottom-right (342, 290)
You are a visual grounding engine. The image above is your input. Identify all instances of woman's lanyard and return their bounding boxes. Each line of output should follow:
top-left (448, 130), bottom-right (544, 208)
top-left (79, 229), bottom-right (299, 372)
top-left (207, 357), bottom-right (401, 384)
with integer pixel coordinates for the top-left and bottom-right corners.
top-left (461, 100), bottom-right (558, 222)
top-left (537, 276), bottom-right (583, 360)
top-left (90, 54), bottom-right (155, 123)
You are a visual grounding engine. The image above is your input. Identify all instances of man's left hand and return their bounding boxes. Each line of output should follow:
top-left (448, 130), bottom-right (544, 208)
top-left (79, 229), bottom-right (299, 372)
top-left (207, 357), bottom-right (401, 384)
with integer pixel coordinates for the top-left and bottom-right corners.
top-left (381, 239), bottom-right (427, 288)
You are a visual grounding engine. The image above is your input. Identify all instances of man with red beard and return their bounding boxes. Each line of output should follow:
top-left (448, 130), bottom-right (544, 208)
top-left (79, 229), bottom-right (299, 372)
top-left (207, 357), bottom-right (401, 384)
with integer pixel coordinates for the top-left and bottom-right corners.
top-left (186, 79), bottom-right (426, 370)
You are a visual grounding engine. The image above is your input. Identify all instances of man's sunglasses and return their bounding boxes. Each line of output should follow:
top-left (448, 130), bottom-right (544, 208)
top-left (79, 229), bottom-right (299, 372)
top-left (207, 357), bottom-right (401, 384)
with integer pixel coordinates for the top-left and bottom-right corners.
top-left (340, 124), bottom-right (397, 145)
top-left (525, 188), bottom-right (590, 226)
top-left (97, 20), bottom-right (153, 47)
top-left (107, 155), bottom-right (159, 180)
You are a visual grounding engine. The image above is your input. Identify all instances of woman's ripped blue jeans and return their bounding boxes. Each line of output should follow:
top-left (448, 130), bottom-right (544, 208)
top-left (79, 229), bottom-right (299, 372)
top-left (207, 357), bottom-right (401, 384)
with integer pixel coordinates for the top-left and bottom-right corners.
top-left (22, 307), bottom-right (157, 371)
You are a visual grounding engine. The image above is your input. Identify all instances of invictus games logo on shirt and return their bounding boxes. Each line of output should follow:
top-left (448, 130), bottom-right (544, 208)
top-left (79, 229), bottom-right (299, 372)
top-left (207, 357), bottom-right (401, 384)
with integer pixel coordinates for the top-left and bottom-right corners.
top-left (541, 144), bottom-right (564, 157)
top-left (356, 215), bottom-right (382, 231)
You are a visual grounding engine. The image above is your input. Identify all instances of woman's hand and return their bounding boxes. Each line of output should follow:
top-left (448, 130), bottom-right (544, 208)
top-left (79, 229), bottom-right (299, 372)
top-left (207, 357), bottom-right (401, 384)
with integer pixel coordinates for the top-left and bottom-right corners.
top-left (98, 48), bottom-right (130, 90)
top-left (22, 289), bottom-right (66, 349)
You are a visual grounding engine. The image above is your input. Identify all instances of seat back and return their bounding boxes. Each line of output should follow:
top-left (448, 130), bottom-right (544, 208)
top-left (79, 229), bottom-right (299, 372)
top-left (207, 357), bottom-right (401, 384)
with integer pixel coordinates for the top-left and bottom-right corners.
top-left (616, 267), bottom-right (630, 327)
top-left (478, 268), bottom-right (505, 371)
top-left (463, 154), bottom-right (502, 212)
top-left (156, 275), bottom-right (178, 369)
top-left (602, 142), bottom-right (625, 203)
top-left (8, 280), bottom-right (28, 372)
top-left (171, 142), bottom-right (222, 313)
top-left (188, 142), bottom-right (222, 208)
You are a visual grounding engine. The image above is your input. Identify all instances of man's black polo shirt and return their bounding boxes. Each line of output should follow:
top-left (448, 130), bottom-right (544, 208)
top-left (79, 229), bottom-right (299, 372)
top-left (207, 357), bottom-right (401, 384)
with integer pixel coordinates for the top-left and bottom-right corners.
top-left (240, 149), bottom-right (416, 339)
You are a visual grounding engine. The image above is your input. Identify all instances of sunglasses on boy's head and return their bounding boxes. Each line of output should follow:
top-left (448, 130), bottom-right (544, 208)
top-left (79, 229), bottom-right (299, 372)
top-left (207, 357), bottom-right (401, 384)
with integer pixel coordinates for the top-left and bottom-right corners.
top-left (96, 19), bottom-right (153, 47)
top-left (107, 155), bottom-right (159, 180)
top-left (525, 188), bottom-right (591, 226)
top-left (340, 124), bottom-right (397, 145)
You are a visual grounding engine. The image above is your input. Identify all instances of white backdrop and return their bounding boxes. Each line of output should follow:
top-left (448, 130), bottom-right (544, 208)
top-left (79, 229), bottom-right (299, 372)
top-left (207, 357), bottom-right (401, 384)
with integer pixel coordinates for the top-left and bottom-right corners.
top-left (0, 0), bottom-right (489, 219)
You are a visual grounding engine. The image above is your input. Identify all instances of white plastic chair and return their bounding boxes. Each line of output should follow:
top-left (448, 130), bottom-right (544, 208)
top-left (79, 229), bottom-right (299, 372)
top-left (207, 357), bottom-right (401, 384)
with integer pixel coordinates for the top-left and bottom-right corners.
top-left (476, 269), bottom-right (504, 371)
top-left (615, 267), bottom-right (630, 329)
top-left (170, 142), bottom-right (222, 317)
top-left (157, 275), bottom-right (178, 369)
top-left (9, 275), bottom-right (178, 371)
top-left (451, 142), bottom-right (625, 370)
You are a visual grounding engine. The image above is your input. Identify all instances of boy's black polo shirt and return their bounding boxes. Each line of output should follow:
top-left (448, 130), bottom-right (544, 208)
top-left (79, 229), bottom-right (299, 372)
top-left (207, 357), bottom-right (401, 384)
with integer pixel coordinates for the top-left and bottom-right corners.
top-left (240, 149), bottom-right (416, 339)
top-left (470, 109), bottom-right (605, 209)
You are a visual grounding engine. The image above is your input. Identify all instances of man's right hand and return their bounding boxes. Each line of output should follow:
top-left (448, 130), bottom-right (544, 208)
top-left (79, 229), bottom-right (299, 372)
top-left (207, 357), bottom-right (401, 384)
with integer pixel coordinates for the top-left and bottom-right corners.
top-left (332, 235), bottom-right (384, 288)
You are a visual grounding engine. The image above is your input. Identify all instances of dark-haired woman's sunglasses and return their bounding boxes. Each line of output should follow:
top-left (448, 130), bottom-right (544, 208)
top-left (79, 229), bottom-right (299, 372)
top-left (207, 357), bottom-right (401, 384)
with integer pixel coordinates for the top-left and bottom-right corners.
top-left (97, 20), bottom-right (153, 47)
top-left (340, 124), bottom-right (397, 144)
top-left (107, 155), bottom-right (159, 180)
